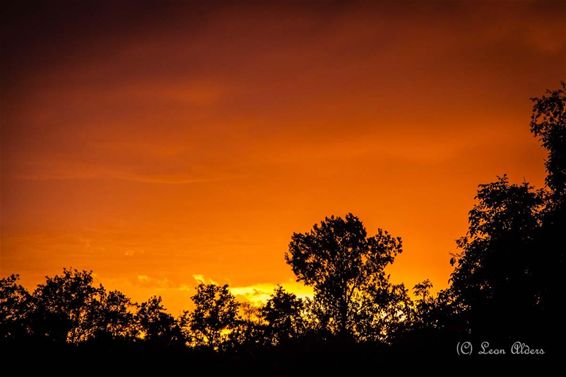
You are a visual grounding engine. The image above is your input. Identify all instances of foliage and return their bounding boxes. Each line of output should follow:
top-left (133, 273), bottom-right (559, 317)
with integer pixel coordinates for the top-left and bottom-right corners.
top-left (186, 283), bottom-right (239, 350)
top-left (260, 286), bottom-right (306, 345)
top-left (0, 275), bottom-right (32, 340)
top-left (530, 82), bottom-right (566, 201)
top-left (285, 213), bottom-right (402, 339)
top-left (136, 296), bottom-right (184, 348)
top-left (30, 269), bottom-right (103, 344)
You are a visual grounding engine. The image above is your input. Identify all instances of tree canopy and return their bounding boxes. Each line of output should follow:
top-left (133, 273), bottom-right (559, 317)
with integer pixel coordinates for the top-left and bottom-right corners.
top-left (285, 213), bottom-right (404, 339)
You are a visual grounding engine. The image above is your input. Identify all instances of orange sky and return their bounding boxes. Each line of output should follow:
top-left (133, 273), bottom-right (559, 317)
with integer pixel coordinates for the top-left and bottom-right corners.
top-left (1, 1), bottom-right (565, 314)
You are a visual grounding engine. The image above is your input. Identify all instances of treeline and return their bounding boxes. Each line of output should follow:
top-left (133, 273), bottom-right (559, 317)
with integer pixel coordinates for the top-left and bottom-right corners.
top-left (1, 84), bottom-right (565, 360)
top-left (0, 264), bottom-right (435, 352)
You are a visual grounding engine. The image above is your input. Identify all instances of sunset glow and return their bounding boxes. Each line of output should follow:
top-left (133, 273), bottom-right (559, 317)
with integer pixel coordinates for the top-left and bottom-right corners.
top-left (2, 1), bottom-right (565, 314)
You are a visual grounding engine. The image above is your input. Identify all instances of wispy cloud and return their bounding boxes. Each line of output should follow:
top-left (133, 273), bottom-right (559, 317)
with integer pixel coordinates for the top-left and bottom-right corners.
top-left (192, 274), bottom-right (218, 285)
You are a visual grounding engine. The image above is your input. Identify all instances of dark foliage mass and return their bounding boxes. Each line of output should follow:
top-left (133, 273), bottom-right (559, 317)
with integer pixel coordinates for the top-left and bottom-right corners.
top-left (1, 84), bottom-right (565, 366)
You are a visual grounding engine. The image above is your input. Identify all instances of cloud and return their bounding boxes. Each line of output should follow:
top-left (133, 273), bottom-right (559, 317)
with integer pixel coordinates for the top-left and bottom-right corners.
top-left (190, 274), bottom-right (313, 306)
top-left (192, 274), bottom-right (217, 285)
top-left (135, 274), bottom-right (174, 289)
top-left (229, 285), bottom-right (274, 305)
top-left (230, 281), bottom-right (314, 306)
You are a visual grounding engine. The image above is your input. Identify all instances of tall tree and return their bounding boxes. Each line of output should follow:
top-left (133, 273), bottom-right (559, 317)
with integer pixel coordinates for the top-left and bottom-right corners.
top-left (530, 83), bottom-right (566, 349)
top-left (447, 83), bottom-right (566, 350)
top-left (285, 213), bottom-right (402, 339)
top-left (450, 176), bottom-right (544, 339)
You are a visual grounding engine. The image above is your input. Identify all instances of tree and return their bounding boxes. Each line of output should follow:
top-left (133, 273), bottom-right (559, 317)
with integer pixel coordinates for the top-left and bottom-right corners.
top-left (408, 282), bottom-right (465, 334)
top-left (407, 279), bottom-right (434, 334)
top-left (450, 176), bottom-right (544, 339)
top-left (87, 289), bottom-right (138, 343)
top-left (413, 279), bottom-right (432, 303)
top-left (136, 296), bottom-right (184, 348)
top-left (530, 83), bottom-right (566, 350)
top-left (260, 286), bottom-right (305, 345)
top-left (187, 283), bottom-right (239, 350)
top-left (30, 269), bottom-right (103, 344)
top-left (351, 280), bottom-right (413, 342)
top-left (531, 82), bottom-right (566, 202)
top-left (226, 302), bottom-right (263, 348)
top-left (285, 213), bottom-right (402, 339)
top-left (0, 275), bottom-right (32, 341)
top-left (445, 83), bottom-right (566, 350)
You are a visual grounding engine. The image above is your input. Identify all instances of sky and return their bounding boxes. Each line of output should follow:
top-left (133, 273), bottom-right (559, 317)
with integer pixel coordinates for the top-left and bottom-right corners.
top-left (1, 0), bottom-right (565, 314)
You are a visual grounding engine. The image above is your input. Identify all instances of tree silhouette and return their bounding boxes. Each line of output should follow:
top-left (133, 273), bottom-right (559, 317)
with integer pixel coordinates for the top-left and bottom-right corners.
top-left (87, 289), bottom-right (138, 344)
top-left (227, 302), bottom-right (263, 348)
top-left (445, 83), bottom-right (566, 350)
top-left (260, 286), bottom-right (305, 345)
top-left (136, 296), bottom-right (184, 348)
top-left (413, 279), bottom-right (432, 303)
top-left (352, 280), bottom-right (413, 342)
top-left (405, 279), bottom-right (436, 335)
top-left (531, 82), bottom-right (566, 202)
top-left (529, 83), bottom-right (566, 351)
top-left (285, 213), bottom-right (402, 339)
top-left (0, 275), bottom-right (32, 342)
top-left (450, 176), bottom-right (544, 340)
top-left (186, 283), bottom-right (239, 350)
top-left (30, 269), bottom-right (103, 344)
